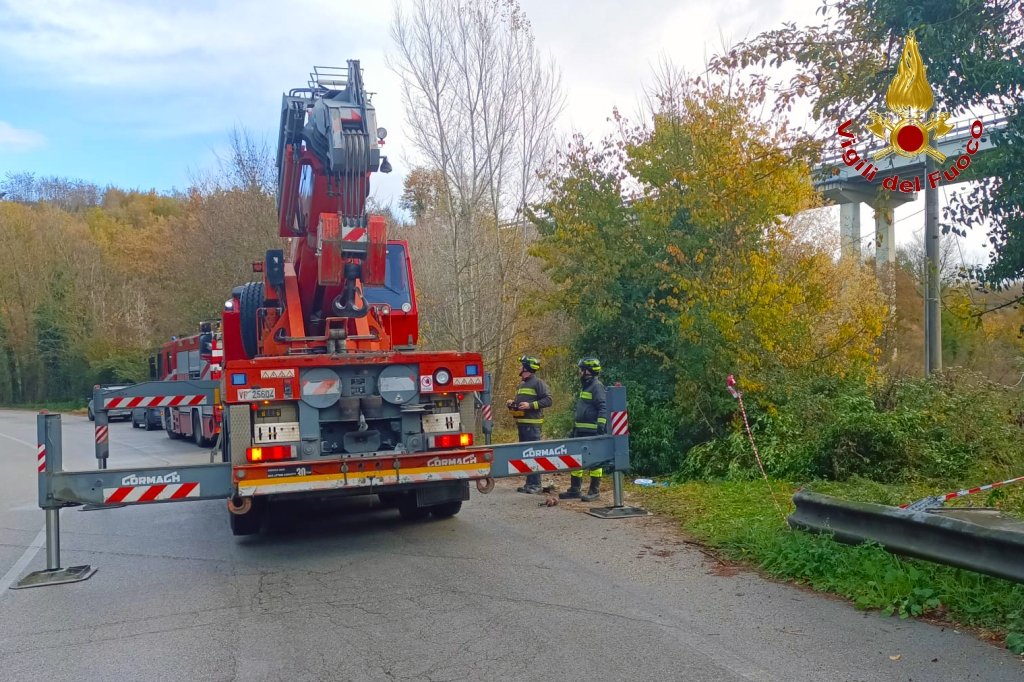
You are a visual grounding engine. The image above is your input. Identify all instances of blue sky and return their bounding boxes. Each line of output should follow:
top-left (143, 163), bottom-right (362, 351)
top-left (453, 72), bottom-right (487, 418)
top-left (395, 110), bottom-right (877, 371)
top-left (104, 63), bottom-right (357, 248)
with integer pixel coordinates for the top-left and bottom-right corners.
top-left (0, 0), bottom-right (992, 262)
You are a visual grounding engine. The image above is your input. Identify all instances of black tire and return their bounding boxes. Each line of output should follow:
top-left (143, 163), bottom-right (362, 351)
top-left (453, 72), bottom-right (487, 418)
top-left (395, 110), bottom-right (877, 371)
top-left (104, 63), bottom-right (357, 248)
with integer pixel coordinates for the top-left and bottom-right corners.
top-left (88, 406), bottom-right (95, 421)
top-left (165, 408), bottom-right (181, 440)
top-left (431, 501), bottom-right (462, 518)
top-left (193, 411), bottom-right (205, 447)
top-left (238, 281), bottom-right (264, 359)
top-left (132, 417), bottom-right (139, 429)
top-left (229, 500), bottom-right (264, 536)
top-left (378, 492), bottom-right (402, 509)
top-left (398, 495), bottom-right (430, 521)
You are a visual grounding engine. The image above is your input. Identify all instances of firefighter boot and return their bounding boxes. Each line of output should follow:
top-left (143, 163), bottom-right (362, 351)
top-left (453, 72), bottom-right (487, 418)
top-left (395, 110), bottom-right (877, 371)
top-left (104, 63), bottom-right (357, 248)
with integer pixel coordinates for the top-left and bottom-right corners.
top-left (558, 476), bottom-right (582, 499)
top-left (580, 476), bottom-right (601, 502)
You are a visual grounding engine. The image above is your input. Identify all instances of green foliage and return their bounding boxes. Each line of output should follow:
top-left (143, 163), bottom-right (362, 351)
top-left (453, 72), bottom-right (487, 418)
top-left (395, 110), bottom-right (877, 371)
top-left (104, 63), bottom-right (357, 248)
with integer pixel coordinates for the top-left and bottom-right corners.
top-left (637, 479), bottom-right (1024, 651)
top-left (681, 370), bottom-right (1024, 483)
top-left (529, 76), bottom-right (887, 476)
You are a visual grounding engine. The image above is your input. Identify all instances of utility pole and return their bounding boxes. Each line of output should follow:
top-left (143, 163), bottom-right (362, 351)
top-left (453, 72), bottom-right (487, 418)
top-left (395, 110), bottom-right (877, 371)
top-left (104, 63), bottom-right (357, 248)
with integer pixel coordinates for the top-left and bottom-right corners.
top-left (924, 157), bottom-right (942, 375)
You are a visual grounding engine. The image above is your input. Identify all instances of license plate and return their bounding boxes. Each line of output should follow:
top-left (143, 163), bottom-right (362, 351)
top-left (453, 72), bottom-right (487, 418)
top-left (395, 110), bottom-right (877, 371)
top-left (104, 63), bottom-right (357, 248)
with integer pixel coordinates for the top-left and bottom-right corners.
top-left (238, 388), bottom-right (276, 401)
top-left (422, 413), bottom-right (461, 433)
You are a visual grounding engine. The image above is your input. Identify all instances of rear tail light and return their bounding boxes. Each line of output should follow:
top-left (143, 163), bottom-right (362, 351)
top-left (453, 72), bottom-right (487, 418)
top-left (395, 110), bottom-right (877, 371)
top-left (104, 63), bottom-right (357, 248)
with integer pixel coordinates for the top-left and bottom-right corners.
top-left (246, 445), bottom-right (295, 462)
top-left (432, 433), bottom-right (473, 448)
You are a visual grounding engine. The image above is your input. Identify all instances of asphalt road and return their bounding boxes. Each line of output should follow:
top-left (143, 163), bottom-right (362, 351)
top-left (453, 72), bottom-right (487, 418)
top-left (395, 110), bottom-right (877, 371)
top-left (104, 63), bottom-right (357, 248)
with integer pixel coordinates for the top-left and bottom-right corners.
top-left (0, 408), bottom-right (1020, 681)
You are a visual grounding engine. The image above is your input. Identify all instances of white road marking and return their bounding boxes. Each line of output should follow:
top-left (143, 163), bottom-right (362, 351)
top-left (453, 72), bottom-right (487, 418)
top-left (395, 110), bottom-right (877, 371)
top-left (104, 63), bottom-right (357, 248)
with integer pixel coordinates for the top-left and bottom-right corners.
top-left (0, 526), bottom-right (46, 593)
top-left (0, 431), bottom-right (34, 448)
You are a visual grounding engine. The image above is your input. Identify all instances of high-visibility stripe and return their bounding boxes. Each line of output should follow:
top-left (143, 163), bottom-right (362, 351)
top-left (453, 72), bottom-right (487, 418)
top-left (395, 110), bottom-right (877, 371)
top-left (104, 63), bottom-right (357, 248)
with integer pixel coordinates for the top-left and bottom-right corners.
top-left (237, 462), bottom-right (491, 496)
top-left (507, 455), bottom-right (581, 475)
top-left (575, 422), bottom-right (598, 429)
top-left (517, 388), bottom-right (537, 396)
top-left (516, 418), bottom-right (543, 424)
top-left (102, 482), bottom-right (200, 504)
top-left (597, 417), bottom-right (607, 424)
top-left (611, 411), bottom-right (628, 435)
top-left (579, 391), bottom-right (592, 399)
top-left (105, 395), bottom-right (206, 409)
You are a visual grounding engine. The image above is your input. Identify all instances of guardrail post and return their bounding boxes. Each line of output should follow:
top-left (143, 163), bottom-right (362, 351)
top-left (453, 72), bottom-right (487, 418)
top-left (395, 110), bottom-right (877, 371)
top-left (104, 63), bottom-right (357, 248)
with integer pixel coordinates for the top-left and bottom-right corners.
top-left (93, 386), bottom-right (109, 470)
top-left (12, 413), bottom-right (96, 589)
top-left (587, 384), bottom-right (648, 519)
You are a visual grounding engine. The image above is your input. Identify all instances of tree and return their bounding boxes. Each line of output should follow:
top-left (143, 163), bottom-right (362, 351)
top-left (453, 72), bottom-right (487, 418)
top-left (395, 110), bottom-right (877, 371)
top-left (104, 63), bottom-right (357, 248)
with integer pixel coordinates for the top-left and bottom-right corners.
top-left (712, 0), bottom-right (1024, 293)
top-left (388, 0), bottom-right (565, 390)
top-left (529, 70), bottom-right (887, 471)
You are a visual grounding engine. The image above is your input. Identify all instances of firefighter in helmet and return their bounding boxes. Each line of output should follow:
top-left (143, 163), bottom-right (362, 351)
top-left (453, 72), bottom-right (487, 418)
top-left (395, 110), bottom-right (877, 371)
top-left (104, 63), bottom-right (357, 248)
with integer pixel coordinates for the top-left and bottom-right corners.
top-left (506, 354), bottom-right (553, 494)
top-left (559, 356), bottom-right (608, 502)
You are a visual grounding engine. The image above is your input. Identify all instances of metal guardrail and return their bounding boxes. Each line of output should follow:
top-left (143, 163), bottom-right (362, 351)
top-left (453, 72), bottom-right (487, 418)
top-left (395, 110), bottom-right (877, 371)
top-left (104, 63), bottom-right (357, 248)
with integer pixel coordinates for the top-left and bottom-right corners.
top-left (789, 489), bottom-right (1024, 584)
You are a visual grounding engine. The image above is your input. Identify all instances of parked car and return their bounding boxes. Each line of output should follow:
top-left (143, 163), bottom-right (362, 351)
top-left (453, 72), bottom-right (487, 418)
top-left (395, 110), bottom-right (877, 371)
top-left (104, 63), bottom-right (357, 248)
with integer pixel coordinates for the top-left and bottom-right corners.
top-left (132, 406), bottom-right (163, 430)
top-left (87, 384), bottom-right (132, 422)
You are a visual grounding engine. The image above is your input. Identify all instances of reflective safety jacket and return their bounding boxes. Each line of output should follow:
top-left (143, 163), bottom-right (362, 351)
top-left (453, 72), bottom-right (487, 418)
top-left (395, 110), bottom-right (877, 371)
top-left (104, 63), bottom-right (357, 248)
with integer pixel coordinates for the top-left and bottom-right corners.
top-left (573, 375), bottom-right (607, 434)
top-left (508, 374), bottom-right (552, 425)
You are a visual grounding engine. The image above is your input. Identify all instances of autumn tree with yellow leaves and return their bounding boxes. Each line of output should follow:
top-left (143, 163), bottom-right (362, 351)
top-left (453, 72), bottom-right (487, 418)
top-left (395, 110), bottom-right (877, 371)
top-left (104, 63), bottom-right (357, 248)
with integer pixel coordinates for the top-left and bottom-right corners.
top-left (529, 74), bottom-right (888, 472)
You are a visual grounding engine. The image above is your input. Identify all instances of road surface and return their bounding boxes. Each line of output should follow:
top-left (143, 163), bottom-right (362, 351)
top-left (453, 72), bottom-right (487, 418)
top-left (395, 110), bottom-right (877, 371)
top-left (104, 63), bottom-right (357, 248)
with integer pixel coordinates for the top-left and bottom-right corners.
top-left (0, 409), bottom-right (1019, 681)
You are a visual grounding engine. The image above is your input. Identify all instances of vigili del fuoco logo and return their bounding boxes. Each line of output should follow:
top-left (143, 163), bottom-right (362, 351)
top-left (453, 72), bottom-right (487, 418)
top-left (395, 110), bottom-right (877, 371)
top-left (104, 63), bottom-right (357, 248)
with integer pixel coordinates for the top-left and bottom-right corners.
top-left (835, 31), bottom-right (984, 193)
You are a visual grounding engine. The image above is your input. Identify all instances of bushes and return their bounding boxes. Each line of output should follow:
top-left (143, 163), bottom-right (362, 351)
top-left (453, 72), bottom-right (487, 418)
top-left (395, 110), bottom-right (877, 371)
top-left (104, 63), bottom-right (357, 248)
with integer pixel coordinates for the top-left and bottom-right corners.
top-left (676, 370), bottom-right (1024, 483)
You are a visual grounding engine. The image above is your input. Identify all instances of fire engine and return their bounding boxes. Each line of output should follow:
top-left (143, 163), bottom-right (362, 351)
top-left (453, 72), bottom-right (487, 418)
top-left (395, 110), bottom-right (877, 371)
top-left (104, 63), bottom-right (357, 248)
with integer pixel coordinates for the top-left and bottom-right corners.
top-left (152, 321), bottom-right (223, 447)
top-left (217, 62), bottom-right (489, 534)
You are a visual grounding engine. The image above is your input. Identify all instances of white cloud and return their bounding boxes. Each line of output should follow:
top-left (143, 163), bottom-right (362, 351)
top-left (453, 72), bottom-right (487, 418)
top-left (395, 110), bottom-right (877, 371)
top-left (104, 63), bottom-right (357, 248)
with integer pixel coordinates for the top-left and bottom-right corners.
top-left (0, 121), bottom-right (46, 151)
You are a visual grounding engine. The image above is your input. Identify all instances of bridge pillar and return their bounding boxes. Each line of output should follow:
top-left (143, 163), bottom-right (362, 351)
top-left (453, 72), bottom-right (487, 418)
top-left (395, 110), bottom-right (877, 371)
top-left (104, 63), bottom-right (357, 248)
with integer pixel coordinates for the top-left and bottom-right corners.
top-left (873, 206), bottom-right (895, 267)
top-left (839, 203), bottom-right (861, 260)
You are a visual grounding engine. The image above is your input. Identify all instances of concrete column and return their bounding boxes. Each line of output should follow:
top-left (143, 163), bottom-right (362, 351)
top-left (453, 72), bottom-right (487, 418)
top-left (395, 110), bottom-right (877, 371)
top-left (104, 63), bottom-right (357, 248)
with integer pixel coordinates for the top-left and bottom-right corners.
top-left (874, 206), bottom-right (895, 268)
top-left (839, 203), bottom-right (861, 260)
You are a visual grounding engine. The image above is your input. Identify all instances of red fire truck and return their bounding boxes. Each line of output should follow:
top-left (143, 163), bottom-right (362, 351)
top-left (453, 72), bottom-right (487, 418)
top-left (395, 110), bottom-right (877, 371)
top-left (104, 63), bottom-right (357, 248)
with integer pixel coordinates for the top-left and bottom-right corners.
top-left (216, 62), bottom-right (491, 534)
top-left (152, 321), bottom-right (223, 447)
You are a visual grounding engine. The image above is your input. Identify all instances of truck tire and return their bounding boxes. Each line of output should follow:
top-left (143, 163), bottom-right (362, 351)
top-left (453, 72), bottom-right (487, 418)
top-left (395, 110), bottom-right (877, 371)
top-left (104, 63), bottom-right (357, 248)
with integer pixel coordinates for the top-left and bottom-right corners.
top-left (238, 281), bottom-right (264, 359)
top-left (229, 505), bottom-right (263, 536)
top-left (430, 501), bottom-right (462, 518)
top-left (193, 411), bottom-right (205, 447)
top-left (165, 408), bottom-right (182, 440)
top-left (398, 494), bottom-right (430, 521)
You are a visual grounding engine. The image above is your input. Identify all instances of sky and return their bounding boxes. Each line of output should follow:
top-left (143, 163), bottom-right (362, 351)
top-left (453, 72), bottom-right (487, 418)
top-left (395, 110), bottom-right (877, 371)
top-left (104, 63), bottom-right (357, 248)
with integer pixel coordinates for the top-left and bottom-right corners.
top-left (0, 0), bottom-right (993, 263)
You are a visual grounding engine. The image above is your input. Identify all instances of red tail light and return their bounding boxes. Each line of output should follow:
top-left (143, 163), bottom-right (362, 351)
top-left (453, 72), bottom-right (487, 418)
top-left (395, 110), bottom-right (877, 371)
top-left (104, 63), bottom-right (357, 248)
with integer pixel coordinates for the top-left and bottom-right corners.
top-left (432, 433), bottom-right (474, 448)
top-left (246, 445), bottom-right (295, 462)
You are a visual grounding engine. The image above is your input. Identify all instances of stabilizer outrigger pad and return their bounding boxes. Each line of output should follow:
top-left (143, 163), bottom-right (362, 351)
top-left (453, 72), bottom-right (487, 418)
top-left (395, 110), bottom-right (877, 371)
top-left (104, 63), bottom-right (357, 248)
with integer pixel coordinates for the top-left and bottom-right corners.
top-left (11, 565), bottom-right (96, 590)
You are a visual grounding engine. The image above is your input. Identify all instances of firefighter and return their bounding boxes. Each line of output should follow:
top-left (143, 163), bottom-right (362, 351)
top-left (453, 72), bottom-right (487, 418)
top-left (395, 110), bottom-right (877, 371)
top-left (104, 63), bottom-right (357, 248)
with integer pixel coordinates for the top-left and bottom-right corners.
top-left (506, 354), bottom-right (552, 494)
top-left (559, 357), bottom-right (608, 502)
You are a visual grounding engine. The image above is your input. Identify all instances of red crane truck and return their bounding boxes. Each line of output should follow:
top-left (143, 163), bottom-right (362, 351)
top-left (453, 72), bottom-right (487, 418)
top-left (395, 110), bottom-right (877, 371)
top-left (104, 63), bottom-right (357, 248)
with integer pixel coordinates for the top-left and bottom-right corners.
top-left (217, 63), bottom-right (489, 534)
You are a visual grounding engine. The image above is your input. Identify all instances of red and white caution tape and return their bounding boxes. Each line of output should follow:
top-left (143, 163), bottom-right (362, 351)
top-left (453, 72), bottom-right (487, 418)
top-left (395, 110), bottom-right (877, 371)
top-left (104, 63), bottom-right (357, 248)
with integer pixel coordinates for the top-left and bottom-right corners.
top-left (727, 374), bottom-right (787, 523)
top-left (901, 474), bottom-right (1024, 511)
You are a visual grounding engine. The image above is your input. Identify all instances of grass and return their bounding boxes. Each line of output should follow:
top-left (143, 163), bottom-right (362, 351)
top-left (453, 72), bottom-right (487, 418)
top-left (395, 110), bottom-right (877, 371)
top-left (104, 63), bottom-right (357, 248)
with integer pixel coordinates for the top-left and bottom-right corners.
top-left (631, 478), bottom-right (1024, 654)
top-left (0, 400), bottom-right (86, 413)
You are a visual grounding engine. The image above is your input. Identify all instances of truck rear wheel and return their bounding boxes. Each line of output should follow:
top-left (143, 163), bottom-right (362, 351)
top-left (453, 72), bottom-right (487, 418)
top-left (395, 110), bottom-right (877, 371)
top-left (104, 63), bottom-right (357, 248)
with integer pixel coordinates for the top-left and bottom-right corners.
top-left (238, 281), bottom-right (264, 359)
top-left (431, 501), bottom-right (462, 518)
top-left (165, 409), bottom-right (182, 439)
top-left (398, 494), bottom-right (430, 521)
top-left (229, 498), bottom-right (265, 536)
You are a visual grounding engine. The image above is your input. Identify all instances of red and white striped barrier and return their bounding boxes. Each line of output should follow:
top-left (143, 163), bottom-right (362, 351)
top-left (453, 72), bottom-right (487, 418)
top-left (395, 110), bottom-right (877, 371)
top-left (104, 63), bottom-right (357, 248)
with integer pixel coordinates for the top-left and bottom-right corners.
top-left (901, 474), bottom-right (1024, 510)
top-left (103, 482), bottom-right (200, 504)
top-left (37, 443), bottom-right (45, 473)
top-left (104, 395), bottom-right (206, 409)
top-left (482, 404), bottom-right (493, 421)
top-left (95, 425), bottom-right (109, 445)
top-left (611, 411), bottom-right (629, 435)
top-left (507, 454), bottom-right (581, 475)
